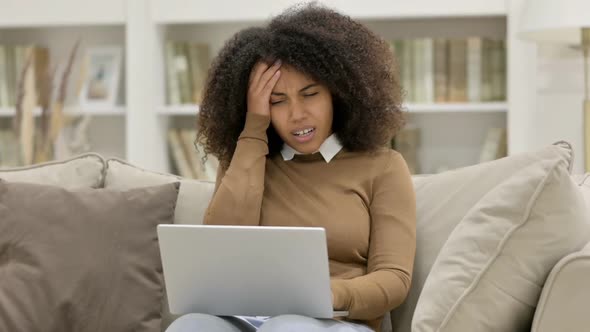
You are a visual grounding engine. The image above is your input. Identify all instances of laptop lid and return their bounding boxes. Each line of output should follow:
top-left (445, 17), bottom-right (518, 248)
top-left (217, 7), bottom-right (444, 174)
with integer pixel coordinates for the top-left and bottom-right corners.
top-left (157, 224), bottom-right (348, 318)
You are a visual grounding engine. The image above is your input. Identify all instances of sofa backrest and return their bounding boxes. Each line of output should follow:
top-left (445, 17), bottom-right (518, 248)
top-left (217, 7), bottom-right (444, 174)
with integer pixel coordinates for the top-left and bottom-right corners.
top-left (0, 153), bottom-right (105, 188)
top-left (104, 158), bottom-right (215, 225)
top-left (97, 144), bottom-right (590, 332)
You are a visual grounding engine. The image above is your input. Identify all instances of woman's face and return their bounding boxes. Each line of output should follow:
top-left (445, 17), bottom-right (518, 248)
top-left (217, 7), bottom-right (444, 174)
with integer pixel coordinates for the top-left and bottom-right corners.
top-left (269, 65), bottom-right (334, 154)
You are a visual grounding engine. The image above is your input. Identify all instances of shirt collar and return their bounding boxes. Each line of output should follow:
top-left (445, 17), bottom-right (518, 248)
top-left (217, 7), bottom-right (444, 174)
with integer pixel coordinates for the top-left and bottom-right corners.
top-left (280, 134), bottom-right (343, 163)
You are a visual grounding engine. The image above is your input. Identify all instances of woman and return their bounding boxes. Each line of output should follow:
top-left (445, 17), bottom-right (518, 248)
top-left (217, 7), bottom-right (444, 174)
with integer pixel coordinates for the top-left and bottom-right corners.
top-left (167, 3), bottom-right (416, 332)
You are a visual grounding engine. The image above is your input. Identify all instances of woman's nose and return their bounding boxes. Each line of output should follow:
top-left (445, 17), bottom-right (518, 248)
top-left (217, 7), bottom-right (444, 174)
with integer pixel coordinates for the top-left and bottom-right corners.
top-left (289, 101), bottom-right (306, 121)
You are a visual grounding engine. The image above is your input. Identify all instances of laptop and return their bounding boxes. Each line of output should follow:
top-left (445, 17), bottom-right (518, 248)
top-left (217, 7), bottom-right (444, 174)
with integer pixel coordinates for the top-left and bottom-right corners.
top-left (157, 224), bottom-right (349, 318)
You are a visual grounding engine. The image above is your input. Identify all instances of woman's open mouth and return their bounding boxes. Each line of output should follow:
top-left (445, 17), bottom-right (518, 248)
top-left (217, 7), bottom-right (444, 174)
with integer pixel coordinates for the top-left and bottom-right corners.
top-left (292, 127), bottom-right (316, 143)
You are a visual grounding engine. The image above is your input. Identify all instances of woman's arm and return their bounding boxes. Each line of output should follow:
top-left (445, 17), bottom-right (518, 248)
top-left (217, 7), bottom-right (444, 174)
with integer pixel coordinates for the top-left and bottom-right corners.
top-left (203, 112), bottom-right (270, 226)
top-left (331, 152), bottom-right (417, 320)
top-left (204, 59), bottom-right (281, 226)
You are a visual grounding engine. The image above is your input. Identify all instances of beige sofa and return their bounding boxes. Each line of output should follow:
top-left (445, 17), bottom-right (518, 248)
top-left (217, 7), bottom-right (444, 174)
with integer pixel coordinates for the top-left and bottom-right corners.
top-left (1, 141), bottom-right (589, 332)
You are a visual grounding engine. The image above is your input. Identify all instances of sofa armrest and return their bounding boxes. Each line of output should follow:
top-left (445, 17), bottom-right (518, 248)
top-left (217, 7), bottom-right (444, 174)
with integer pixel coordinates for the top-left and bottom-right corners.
top-left (531, 241), bottom-right (590, 332)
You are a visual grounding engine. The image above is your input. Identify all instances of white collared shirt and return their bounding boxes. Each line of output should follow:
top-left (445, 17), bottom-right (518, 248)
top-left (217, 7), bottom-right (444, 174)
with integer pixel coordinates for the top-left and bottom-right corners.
top-left (280, 134), bottom-right (343, 163)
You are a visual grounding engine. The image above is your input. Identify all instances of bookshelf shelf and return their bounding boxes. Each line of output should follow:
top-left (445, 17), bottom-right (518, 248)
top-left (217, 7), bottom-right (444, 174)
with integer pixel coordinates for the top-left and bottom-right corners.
top-left (68, 106), bottom-right (127, 116)
top-left (151, 0), bottom-right (506, 24)
top-left (156, 103), bottom-right (508, 116)
top-left (0, 106), bottom-right (126, 118)
top-left (0, 0), bottom-right (126, 28)
top-left (157, 105), bottom-right (200, 116)
top-left (406, 102), bottom-right (507, 113)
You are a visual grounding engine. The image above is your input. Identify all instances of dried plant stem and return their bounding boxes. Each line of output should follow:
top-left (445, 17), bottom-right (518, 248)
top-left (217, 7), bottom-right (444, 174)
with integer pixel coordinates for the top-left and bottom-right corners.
top-left (19, 49), bottom-right (37, 165)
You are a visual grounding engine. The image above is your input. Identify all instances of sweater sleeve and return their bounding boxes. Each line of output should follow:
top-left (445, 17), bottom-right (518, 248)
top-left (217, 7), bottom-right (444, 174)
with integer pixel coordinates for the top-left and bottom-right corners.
top-left (203, 112), bottom-right (270, 226)
top-left (331, 151), bottom-right (417, 320)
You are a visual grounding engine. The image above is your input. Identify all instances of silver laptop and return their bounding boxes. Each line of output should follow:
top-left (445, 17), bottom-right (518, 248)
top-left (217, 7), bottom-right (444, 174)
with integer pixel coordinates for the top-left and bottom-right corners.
top-left (157, 224), bottom-right (348, 318)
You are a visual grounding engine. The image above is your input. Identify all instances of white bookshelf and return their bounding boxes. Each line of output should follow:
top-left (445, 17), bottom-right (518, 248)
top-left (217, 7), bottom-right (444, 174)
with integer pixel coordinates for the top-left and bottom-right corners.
top-left (406, 102), bottom-right (507, 113)
top-left (0, 106), bottom-right (126, 117)
top-left (155, 103), bottom-right (507, 117)
top-left (0, 9), bottom-right (127, 160)
top-left (150, 0), bottom-right (506, 24)
top-left (0, 0), bottom-right (125, 27)
top-left (1, 0), bottom-right (541, 174)
top-left (157, 105), bottom-right (200, 116)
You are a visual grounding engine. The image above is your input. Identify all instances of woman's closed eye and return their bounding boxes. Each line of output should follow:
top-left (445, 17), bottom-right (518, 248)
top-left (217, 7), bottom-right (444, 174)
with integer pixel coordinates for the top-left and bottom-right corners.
top-left (271, 92), bottom-right (318, 105)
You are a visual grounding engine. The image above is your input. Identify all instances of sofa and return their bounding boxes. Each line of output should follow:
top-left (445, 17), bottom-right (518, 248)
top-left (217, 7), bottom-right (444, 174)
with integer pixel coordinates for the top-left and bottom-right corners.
top-left (0, 140), bottom-right (589, 332)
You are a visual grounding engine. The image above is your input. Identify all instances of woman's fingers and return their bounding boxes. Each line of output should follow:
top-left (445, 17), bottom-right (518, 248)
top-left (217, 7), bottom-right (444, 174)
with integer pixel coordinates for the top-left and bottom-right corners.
top-left (258, 60), bottom-right (281, 92)
top-left (263, 69), bottom-right (281, 95)
top-left (249, 61), bottom-right (268, 87)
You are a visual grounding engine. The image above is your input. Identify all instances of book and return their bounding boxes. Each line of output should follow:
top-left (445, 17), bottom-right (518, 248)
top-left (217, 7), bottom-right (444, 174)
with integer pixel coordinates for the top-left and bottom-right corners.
top-left (390, 37), bottom-right (505, 104)
top-left (467, 37), bottom-right (482, 102)
top-left (0, 46), bottom-right (8, 107)
top-left (165, 41), bottom-right (211, 105)
top-left (448, 39), bottom-right (468, 102)
top-left (165, 41), bottom-right (181, 105)
top-left (167, 128), bottom-right (193, 178)
top-left (433, 38), bottom-right (448, 103)
top-left (187, 43), bottom-right (210, 104)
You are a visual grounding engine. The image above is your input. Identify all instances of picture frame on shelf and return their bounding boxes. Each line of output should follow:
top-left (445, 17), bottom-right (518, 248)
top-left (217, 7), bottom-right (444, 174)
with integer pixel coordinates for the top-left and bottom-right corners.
top-left (79, 46), bottom-right (122, 108)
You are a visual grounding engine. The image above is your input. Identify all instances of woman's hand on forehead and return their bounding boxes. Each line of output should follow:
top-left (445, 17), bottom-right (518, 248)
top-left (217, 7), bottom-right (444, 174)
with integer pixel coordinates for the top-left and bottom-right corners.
top-left (246, 59), bottom-right (282, 117)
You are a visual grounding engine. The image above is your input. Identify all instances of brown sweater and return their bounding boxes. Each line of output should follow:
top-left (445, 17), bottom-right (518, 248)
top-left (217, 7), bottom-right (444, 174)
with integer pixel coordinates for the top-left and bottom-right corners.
top-left (203, 112), bottom-right (416, 332)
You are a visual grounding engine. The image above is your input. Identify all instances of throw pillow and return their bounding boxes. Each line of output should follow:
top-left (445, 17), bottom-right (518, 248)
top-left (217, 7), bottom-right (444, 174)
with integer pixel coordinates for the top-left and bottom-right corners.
top-left (0, 179), bottom-right (179, 332)
top-left (104, 158), bottom-right (214, 225)
top-left (411, 149), bottom-right (590, 331)
top-left (390, 141), bottom-right (575, 331)
top-left (0, 152), bottom-right (105, 188)
top-left (103, 158), bottom-right (215, 330)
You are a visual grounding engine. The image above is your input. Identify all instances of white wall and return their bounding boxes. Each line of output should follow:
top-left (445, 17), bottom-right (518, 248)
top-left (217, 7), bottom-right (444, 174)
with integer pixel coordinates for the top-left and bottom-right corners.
top-left (533, 44), bottom-right (586, 174)
top-left (507, 0), bottom-right (585, 174)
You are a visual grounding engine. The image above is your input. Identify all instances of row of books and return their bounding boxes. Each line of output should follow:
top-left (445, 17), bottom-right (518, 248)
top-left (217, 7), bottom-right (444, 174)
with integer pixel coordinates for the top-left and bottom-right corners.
top-left (391, 126), bottom-right (507, 174)
top-left (389, 37), bottom-right (506, 104)
top-left (0, 45), bottom-right (50, 108)
top-left (167, 127), bottom-right (218, 180)
top-left (165, 41), bottom-right (211, 106)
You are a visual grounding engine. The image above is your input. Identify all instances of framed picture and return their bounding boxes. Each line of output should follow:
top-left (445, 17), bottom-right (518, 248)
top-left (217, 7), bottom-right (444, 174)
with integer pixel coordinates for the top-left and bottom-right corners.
top-left (79, 46), bottom-right (122, 108)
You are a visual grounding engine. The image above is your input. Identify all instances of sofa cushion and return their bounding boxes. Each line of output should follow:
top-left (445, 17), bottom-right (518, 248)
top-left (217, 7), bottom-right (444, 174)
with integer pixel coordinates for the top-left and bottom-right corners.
top-left (531, 241), bottom-right (590, 332)
top-left (411, 149), bottom-right (590, 331)
top-left (573, 173), bottom-right (590, 208)
top-left (0, 179), bottom-right (179, 332)
top-left (103, 158), bottom-right (215, 330)
top-left (0, 152), bottom-right (105, 188)
top-left (390, 141), bottom-right (576, 332)
top-left (104, 158), bottom-right (214, 225)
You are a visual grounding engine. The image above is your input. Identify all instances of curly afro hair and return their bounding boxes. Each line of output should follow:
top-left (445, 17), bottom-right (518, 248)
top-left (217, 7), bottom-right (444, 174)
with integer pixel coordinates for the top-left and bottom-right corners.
top-left (197, 2), bottom-right (405, 169)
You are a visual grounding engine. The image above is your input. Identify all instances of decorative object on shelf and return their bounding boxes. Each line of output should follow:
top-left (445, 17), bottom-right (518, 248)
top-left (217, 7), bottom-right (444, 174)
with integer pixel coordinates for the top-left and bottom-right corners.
top-left (78, 46), bottom-right (122, 109)
top-left (0, 45), bottom-right (49, 108)
top-left (520, 0), bottom-right (590, 171)
top-left (53, 114), bottom-right (93, 160)
top-left (12, 41), bottom-right (79, 166)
